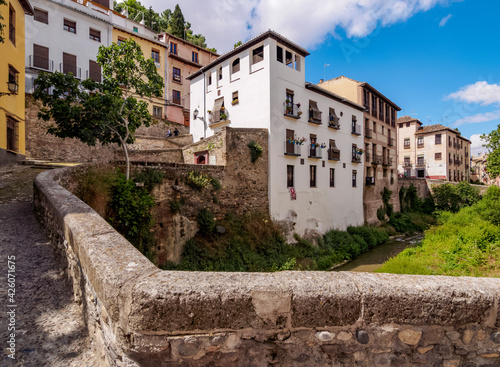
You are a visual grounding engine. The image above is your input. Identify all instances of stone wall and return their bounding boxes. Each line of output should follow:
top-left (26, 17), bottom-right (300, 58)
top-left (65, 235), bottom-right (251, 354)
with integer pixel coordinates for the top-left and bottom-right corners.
top-left (34, 167), bottom-right (500, 366)
top-left (398, 178), bottom-right (489, 200)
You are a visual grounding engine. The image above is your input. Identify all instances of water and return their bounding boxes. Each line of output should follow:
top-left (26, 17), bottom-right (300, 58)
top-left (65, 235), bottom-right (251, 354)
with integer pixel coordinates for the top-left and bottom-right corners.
top-left (333, 234), bottom-right (424, 272)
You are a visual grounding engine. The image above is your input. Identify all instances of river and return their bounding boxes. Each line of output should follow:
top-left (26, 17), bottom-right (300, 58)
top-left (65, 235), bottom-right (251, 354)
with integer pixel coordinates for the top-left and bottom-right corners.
top-left (333, 234), bottom-right (424, 272)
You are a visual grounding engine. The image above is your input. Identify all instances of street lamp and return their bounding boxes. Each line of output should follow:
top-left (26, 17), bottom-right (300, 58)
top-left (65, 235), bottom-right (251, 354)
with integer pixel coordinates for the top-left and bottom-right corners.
top-left (0, 81), bottom-right (19, 97)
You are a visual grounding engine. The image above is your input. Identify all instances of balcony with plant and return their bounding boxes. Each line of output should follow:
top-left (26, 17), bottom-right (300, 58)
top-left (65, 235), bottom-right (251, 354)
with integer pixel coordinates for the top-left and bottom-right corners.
top-left (309, 142), bottom-right (326, 158)
top-left (284, 100), bottom-right (301, 119)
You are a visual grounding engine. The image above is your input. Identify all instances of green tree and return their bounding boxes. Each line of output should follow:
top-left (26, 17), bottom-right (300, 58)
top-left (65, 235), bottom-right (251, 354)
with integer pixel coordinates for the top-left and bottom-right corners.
top-left (170, 4), bottom-right (185, 39)
top-left (234, 41), bottom-right (243, 49)
top-left (0, 0), bottom-right (7, 43)
top-left (33, 39), bottom-right (163, 180)
top-left (481, 126), bottom-right (500, 178)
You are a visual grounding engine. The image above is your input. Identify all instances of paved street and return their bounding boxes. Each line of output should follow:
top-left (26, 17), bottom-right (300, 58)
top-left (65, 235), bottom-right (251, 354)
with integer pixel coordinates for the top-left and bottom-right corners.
top-left (0, 167), bottom-right (98, 366)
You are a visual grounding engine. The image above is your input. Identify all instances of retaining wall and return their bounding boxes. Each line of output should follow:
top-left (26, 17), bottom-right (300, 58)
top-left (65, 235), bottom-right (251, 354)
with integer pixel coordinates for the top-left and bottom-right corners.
top-left (34, 167), bottom-right (500, 366)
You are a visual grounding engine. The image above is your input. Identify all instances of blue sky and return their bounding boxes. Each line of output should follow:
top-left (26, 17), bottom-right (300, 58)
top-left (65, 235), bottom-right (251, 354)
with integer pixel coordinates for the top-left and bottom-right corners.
top-left (142, 0), bottom-right (498, 154)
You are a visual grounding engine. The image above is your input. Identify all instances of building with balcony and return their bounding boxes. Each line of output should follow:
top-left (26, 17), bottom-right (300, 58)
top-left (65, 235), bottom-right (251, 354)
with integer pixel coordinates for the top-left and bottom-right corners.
top-left (0, 0), bottom-right (33, 164)
top-left (397, 116), bottom-right (471, 182)
top-left (188, 30), bottom-right (365, 235)
top-left (317, 76), bottom-right (401, 224)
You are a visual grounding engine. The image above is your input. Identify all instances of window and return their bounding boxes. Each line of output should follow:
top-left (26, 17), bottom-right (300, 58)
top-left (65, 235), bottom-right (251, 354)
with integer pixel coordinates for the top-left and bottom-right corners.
top-left (449, 136), bottom-right (452, 147)
top-left (417, 155), bottom-right (425, 166)
top-left (287, 165), bottom-right (294, 188)
top-left (133, 26), bottom-right (138, 32)
top-left (172, 90), bottom-right (181, 105)
top-left (9, 5), bottom-right (15, 44)
top-left (417, 136), bottom-right (424, 147)
top-left (404, 156), bottom-right (410, 166)
top-left (192, 51), bottom-right (199, 63)
top-left (352, 170), bottom-right (357, 188)
top-left (417, 169), bottom-right (425, 178)
top-left (435, 134), bottom-right (442, 145)
top-left (383, 169), bottom-right (387, 178)
top-left (363, 89), bottom-right (369, 110)
top-left (379, 100), bottom-right (384, 121)
top-left (285, 89), bottom-right (294, 115)
top-left (8, 65), bottom-right (18, 93)
top-left (399, 123), bottom-right (403, 128)
top-left (153, 106), bottom-right (162, 118)
top-left (285, 50), bottom-right (293, 68)
top-left (33, 44), bottom-right (49, 70)
top-left (232, 91), bottom-right (238, 104)
top-left (329, 168), bottom-right (335, 187)
top-left (285, 129), bottom-right (296, 155)
top-left (63, 52), bottom-right (77, 76)
top-left (88, 60), bottom-right (101, 82)
top-left (252, 45), bottom-right (264, 64)
top-left (371, 94), bottom-right (377, 116)
top-left (308, 100), bottom-right (321, 123)
top-left (117, 37), bottom-right (126, 46)
top-left (207, 73), bottom-right (212, 86)
top-left (328, 139), bottom-right (340, 160)
top-left (277, 46), bottom-right (283, 63)
top-left (172, 67), bottom-right (181, 83)
top-left (231, 58), bottom-right (240, 74)
top-left (310, 165), bottom-right (317, 187)
top-left (406, 122), bottom-right (410, 127)
top-left (211, 97), bottom-right (225, 122)
top-left (170, 42), bottom-right (177, 55)
top-left (404, 138), bottom-right (410, 148)
top-left (151, 49), bottom-right (160, 63)
top-left (385, 104), bottom-right (390, 124)
top-left (64, 19), bottom-right (76, 34)
top-left (309, 134), bottom-right (318, 157)
top-left (6, 117), bottom-right (18, 152)
top-left (329, 108), bottom-right (339, 128)
top-left (435, 152), bottom-right (442, 160)
top-left (218, 66), bottom-right (222, 81)
top-left (373, 121), bottom-right (376, 134)
top-left (89, 28), bottom-right (101, 42)
top-left (34, 8), bottom-right (48, 24)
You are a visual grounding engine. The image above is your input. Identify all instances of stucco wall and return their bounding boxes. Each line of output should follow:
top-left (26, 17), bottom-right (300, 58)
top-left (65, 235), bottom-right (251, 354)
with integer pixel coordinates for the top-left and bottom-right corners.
top-left (34, 165), bottom-right (500, 367)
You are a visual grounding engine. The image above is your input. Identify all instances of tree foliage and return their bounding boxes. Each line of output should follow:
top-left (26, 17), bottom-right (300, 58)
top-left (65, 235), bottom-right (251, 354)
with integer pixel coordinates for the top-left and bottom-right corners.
top-left (33, 39), bottom-right (163, 179)
top-left (170, 4), bottom-right (185, 39)
top-left (0, 0), bottom-right (7, 43)
top-left (481, 126), bottom-right (500, 178)
top-left (432, 182), bottom-right (481, 212)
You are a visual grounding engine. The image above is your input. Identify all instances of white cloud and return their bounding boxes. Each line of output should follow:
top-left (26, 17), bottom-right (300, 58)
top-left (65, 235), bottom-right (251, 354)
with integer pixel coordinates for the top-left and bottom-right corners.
top-left (469, 134), bottom-right (488, 156)
top-left (439, 14), bottom-right (452, 27)
top-left (446, 81), bottom-right (500, 106)
top-left (139, 0), bottom-right (460, 53)
top-left (452, 109), bottom-right (500, 127)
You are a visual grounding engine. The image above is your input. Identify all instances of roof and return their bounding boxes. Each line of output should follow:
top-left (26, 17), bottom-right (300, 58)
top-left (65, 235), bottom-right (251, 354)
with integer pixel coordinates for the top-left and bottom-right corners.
top-left (187, 30), bottom-right (310, 81)
top-left (415, 124), bottom-right (471, 143)
top-left (305, 83), bottom-right (365, 111)
top-left (113, 24), bottom-right (168, 48)
top-left (320, 75), bottom-right (401, 111)
top-left (19, 0), bottom-right (34, 15)
top-left (397, 115), bottom-right (422, 125)
top-left (159, 32), bottom-right (219, 57)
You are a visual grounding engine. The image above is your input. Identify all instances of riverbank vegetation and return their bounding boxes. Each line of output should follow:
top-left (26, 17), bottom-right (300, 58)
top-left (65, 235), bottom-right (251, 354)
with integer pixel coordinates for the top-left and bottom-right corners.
top-left (377, 185), bottom-right (499, 277)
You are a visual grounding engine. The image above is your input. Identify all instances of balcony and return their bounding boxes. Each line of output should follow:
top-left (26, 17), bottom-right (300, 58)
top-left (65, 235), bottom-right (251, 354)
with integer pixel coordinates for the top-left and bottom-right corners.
top-left (309, 144), bottom-right (323, 159)
top-left (59, 64), bottom-right (81, 79)
top-left (372, 154), bottom-right (382, 165)
top-left (371, 107), bottom-right (377, 117)
top-left (284, 141), bottom-right (301, 156)
top-left (173, 74), bottom-right (182, 84)
top-left (416, 159), bottom-right (425, 167)
top-left (454, 159), bottom-right (460, 166)
top-left (327, 148), bottom-right (340, 161)
top-left (404, 161), bottom-right (412, 168)
top-left (417, 142), bottom-right (424, 148)
top-left (365, 127), bottom-right (372, 138)
top-left (308, 110), bottom-right (322, 125)
top-left (351, 124), bottom-right (362, 135)
top-left (388, 138), bottom-right (395, 146)
top-left (379, 112), bottom-right (384, 121)
top-left (352, 153), bottom-right (362, 163)
top-left (29, 55), bottom-right (54, 72)
top-left (383, 157), bottom-right (393, 166)
top-left (328, 120), bottom-right (340, 129)
top-left (209, 108), bottom-right (229, 125)
top-left (284, 103), bottom-right (301, 119)
top-left (366, 177), bottom-right (375, 186)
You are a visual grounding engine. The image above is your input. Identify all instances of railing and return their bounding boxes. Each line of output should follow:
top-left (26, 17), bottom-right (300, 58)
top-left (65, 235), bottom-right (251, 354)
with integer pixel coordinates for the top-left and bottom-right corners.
top-left (379, 111), bottom-right (384, 121)
top-left (404, 161), bottom-right (412, 168)
top-left (284, 103), bottom-right (300, 119)
top-left (365, 127), bottom-right (372, 138)
top-left (86, 70), bottom-right (101, 82)
top-left (404, 143), bottom-right (411, 149)
top-left (328, 119), bottom-right (340, 129)
top-left (29, 55), bottom-right (54, 72)
top-left (366, 177), bottom-right (375, 186)
top-left (309, 145), bottom-right (323, 159)
top-left (371, 106), bottom-right (377, 117)
top-left (308, 111), bottom-right (322, 124)
top-left (210, 109), bottom-right (228, 124)
top-left (352, 153), bottom-right (362, 163)
top-left (372, 154), bottom-right (382, 165)
top-left (351, 124), bottom-right (361, 135)
top-left (455, 159), bottom-right (461, 165)
top-left (416, 160), bottom-right (425, 167)
top-left (383, 157), bottom-right (393, 166)
top-left (327, 148), bottom-right (340, 161)
top-left (172, 74), bottom-right (182, 84)
top-left (417, 142), bottom-right (424, 148)
top-left (388, 138), bottom-right (395, 146)
top-left (59, 64), bottom-right (82, 79)
top-left (284, 141), bottom-right (301, 156)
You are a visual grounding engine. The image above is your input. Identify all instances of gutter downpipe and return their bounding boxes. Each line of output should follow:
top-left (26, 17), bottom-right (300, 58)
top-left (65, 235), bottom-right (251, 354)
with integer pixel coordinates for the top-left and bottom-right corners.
top-left (203, 71), bottom-right (207, 139)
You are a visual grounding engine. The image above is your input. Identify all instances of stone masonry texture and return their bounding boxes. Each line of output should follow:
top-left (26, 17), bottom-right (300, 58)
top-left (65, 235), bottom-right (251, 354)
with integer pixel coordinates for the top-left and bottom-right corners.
top-left (33, 164), bottom-right (500, 366)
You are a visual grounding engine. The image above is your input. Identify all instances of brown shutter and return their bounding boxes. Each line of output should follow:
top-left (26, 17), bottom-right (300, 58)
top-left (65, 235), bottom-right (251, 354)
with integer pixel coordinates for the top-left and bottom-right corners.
top-left (33, 44), bottom-right (49, 70)
top-left (89, 60), bottom-right (101, 82)
top-left (34, 8), bottom-right (48, 24)
top-left (63, 53), bottom-right (77, 76)
top-left (89, 28), bottom-right (101, 42)
top-left (94, 0), bottom-right (110, 8)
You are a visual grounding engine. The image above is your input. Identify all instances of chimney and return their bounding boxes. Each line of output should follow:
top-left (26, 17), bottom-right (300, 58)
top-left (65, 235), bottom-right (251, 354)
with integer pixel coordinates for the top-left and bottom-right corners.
top-left (319, 79), bottom-right (324, 83)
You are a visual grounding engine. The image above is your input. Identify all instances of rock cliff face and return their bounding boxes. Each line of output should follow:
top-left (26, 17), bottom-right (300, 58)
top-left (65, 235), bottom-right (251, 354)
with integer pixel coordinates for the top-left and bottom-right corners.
top-left (35, 164), bottom-right (500, 367)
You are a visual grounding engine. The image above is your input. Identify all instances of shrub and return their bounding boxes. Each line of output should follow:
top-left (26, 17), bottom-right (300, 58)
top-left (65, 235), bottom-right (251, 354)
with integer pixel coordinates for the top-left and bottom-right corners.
top-left (75, 166), bottom-right (116, 217)
top-left (133, 168), bottom-right (165, 192)
top-left (248, 140), bottom-right (263, 163)
top-left (211, 177), bottom-right (222, 190)
top-left (196, 207), bottom-right (216, 236)
top-left (377, 206), bottom-right (386, 222)
top-left (186, 171), bottom-right (213, 191)
top-left (169, 199), bottom-right (183, 214)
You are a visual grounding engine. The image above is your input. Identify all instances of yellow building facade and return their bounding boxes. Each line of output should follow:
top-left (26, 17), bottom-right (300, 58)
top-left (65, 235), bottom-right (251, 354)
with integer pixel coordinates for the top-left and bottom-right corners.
top-left (0, 0), bottom-right (32, 164)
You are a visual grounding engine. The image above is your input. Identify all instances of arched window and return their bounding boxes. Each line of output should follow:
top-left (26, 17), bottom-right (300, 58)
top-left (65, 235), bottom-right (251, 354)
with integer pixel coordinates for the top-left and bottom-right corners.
top-left (231, 58), bottom-right (240, 74)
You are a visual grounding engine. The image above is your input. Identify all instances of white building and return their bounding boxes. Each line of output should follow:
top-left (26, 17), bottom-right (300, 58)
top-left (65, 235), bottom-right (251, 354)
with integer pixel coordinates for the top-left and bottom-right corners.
top-left (188, 31), bottom-right (365, 235)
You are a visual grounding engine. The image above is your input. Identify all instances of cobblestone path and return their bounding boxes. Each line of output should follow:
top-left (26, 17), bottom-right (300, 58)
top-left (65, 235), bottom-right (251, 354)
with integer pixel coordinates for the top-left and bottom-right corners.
top-left (1, 167), bottom-right (99, 366)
